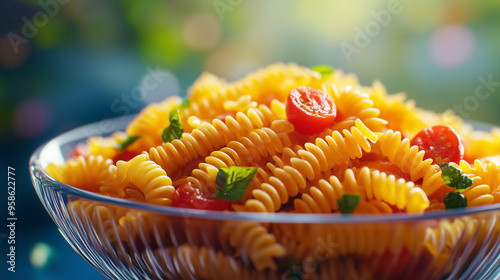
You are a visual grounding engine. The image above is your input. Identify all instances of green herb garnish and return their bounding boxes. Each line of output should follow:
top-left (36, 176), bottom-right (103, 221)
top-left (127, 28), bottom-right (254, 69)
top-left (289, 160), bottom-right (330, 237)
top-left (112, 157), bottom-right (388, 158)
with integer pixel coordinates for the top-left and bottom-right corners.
top-left (117, 135), bottom-right (140, 152)
top-left (444, 191), bottom-right (468, 209)
top-left (161, 110), bottom-right (184, 143)
top-left (439, 163), bottom-right (472, 209)
top-left (311, 65), bottom-right (334, 79)
top-left (336, 193), bottom-right (361, 214)
top-left (180, 98), bottom-right (190, 110)
top-left (215, 166), bottom-right (258, 201)
top-left (438, 163), bottom-right (473, 192)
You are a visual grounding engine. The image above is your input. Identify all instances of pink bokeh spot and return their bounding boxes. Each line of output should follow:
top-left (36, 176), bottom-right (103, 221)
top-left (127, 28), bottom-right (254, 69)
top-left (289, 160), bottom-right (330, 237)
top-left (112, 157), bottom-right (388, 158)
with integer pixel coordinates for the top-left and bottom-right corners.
top-left (430, 25), bottom-right (475, 68)
top-left (14, 99), bottom-right (51, 138)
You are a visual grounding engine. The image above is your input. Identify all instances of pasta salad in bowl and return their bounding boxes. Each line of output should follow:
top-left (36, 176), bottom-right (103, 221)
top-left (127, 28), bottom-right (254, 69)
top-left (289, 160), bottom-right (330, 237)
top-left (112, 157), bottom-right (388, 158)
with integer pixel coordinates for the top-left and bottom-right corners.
top-left (30, 63), bottom-right (500, 279)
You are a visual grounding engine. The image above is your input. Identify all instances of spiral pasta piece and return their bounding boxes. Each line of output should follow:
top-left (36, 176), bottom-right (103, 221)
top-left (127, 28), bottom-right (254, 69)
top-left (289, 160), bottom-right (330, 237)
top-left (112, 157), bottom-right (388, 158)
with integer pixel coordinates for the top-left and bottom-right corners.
top-left (294, 167), bottom-right (429, 214)
top-left (46, 155), bottom-right (112, 192)
top-left (220, 221), bottom-right (286, 271)
top-left (148, 105), bottom-right (278, 177)
top-left (374, 129), bottom-right (447, 197)
top-left (457, 160), bottom-right (496, 206)
top-left (325, 84), bottom-right (387, 133)
top-left (126, 155), bottom-right (175, 206)
top-left (188, 120), bottom-right (294, 193)
top-left (101, 154), bottom-right (175, 206)
top-left (244, 119), bottom-right (377, 212)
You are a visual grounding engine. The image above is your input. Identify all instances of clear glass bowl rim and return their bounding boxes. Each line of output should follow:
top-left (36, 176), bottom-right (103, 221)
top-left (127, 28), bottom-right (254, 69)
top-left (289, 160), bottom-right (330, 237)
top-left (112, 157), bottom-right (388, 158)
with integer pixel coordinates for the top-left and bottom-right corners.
top-left (30, 115), bottom-right (500, 224)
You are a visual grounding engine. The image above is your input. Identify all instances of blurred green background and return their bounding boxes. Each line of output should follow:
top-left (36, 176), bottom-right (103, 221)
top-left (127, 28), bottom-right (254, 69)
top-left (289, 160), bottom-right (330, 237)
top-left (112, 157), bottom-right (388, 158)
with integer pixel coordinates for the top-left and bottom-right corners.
top-left (1, 0), bottom-right (500, 279)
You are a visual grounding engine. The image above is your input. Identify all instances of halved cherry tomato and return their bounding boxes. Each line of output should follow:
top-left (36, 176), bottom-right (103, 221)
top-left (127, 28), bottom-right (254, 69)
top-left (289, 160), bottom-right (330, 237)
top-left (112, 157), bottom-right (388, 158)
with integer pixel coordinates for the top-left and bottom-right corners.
top-left (410, 125), bottom-right (464, 164)
top-left (286, 86), bottom-right (337, 134)
top-left (172, 182), bottom-right (231, 211)
top-left (112, 150), bottom-right (139, 162)
top-left (68, 143), bottom-right (89, 159)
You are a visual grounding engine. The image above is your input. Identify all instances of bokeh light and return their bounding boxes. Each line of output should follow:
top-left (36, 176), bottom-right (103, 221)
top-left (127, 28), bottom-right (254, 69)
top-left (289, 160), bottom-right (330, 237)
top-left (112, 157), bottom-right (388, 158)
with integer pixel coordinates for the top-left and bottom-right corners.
top-left (429, 25), bottom-right (475, 68)
top-left (0, 34), bottom-right (29, 69)
top-left (30, 242), bottom-right (56, 269)
top-left (182, 12), bottom-right (221, 51)
top-left (13, 98), bottom-right (51, 138)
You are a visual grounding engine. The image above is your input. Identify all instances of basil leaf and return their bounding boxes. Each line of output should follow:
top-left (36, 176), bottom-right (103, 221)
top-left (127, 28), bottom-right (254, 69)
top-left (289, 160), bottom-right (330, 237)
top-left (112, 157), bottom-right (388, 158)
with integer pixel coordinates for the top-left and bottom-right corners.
top-left (444, 191), bottom-right (468, 209)
top-left (215, 166), bottom-right (258, 201)
top-left (336, 193), bottom-right (361, 214)
top-left (311, 65), bottom-right (334, 78)
top-left (438, 163), bottom-right (473, 192)
top-left (117, 135), bottom-right (140, 152)
top-left (180, 98), bottom-right (190, 110)
top-left (161, 110), bottom-right (184, 143)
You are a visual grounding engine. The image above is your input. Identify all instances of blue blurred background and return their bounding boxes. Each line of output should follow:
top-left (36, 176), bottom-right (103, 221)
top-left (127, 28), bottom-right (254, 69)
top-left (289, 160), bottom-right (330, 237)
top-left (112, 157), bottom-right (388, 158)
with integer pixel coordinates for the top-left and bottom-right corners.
top-left (1, 0), bottom-right (500, 279)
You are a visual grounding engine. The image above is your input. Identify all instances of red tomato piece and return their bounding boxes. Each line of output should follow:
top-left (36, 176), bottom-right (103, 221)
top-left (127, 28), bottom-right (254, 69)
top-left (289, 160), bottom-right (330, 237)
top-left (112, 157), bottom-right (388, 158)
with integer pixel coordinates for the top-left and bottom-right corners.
top-left (112, 150), bottom-right (139, 162)
top-left (68, 143), bottom-right (89, 159)
top-left (286, 86), bottom-right (337, 134)
top-left (172, 182), bottom-right (231, 211)
top-left (410, 125), bottom-right (464, 164)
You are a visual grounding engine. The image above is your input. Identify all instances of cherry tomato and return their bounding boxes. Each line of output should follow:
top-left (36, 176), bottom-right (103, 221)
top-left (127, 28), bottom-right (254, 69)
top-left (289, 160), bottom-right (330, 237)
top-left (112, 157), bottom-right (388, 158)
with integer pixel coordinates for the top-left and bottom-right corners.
top-left (112, 150), bottom-right (139, 162)
top-left (410, 125), bottom-right (464, 164)
top-left (172, 182), bottom-right (231, 211)
top-left (68, 143), bottom-right (89, 159)
top-left (286, 86), bottom-right (337, 134)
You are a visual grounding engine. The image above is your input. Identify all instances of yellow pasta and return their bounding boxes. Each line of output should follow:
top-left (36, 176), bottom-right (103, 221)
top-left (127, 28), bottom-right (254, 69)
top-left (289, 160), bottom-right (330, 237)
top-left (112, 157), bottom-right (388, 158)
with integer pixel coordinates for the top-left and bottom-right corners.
top-left (46, 155), bottom-right (112, 192)
top-left (295, 167), bottom-right (429, 214)
top-left (220, 221), bottom-right (286, 271)
top-left (46, 63), bottom-right (500, 277)
top-left (243, 119), bottom-right (377, 213)
top-left (148, 104), bottom-right (278, 179)
top-left (125, 96), bottom-right (183, 152)
top-left (101, 154), bottom-right (175, 206)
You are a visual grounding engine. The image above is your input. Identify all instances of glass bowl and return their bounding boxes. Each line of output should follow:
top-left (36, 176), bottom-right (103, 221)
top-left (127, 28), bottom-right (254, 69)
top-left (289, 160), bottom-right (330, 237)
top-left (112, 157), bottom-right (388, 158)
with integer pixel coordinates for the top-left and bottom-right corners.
top-left (30, 116), bottom-right (500, 280)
